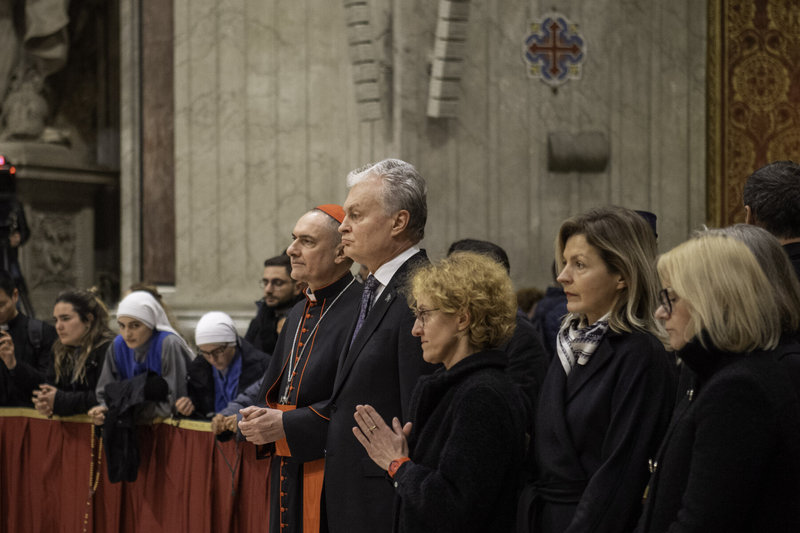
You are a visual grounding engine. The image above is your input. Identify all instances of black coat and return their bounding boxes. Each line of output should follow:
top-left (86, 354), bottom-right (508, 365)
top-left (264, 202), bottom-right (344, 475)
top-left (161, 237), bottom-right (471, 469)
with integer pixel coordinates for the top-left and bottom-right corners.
top-left (521, 330), bottom-right (675, 533)
top-left (47, 339), bottom-right (112, 416)
top-left (185, 337), bottom-right (269, 419)
top-left (392, 350), bottom-right (527, 533)
top-left (312, 250), bottom-right (437, 533)
top-left (504, 311), bottom-right (550, 419)
top-left (531, 287), bottom-right (568, 358)
top-left (784, 242), bottom-right (800, 281)
top-left (102, 371), bottom-right (169, 483)
top-left (774, 332), bottom-right (800, 397)
top-left (0, 313), bottom-right (57, 406)
top-left (635, 338), bottom-right (800, 533)
top-left (245, 297), bottom-right (303, 355)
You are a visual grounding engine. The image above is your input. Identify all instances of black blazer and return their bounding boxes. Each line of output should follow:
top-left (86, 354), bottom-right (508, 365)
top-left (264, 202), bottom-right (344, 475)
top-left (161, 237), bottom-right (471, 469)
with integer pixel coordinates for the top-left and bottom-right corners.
top-left (318, 250), bottom-right (437, 533)
top-left (523, 330), bottom-right (675, 533)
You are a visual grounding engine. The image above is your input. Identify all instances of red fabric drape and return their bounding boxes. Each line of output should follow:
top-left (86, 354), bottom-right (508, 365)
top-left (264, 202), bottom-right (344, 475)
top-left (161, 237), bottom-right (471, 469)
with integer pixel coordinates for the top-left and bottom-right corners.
top-left (0, 409), bottom-right (270, 533)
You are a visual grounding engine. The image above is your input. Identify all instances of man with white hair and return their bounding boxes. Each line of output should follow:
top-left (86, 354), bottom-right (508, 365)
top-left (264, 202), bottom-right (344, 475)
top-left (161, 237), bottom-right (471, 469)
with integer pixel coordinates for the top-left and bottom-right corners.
top-left (174, 311), bottom-right (268, 419)
top-left (295, 160), bottom-right (435, 533)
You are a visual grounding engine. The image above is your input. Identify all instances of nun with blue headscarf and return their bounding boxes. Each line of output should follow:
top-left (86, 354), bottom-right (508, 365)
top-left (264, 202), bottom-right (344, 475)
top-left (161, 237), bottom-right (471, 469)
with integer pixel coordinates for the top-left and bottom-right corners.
top-left (175, 311), bottom-right (268, 420)
top-left (88, 291), bottom-right (193, 424)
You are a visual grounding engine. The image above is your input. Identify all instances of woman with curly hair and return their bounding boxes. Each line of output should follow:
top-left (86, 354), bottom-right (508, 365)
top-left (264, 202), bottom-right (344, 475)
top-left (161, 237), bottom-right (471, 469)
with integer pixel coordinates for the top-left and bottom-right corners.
top-left (352, 252), bottom-right (528, 533)
top-left (32, 289), bottom-right (115, 417)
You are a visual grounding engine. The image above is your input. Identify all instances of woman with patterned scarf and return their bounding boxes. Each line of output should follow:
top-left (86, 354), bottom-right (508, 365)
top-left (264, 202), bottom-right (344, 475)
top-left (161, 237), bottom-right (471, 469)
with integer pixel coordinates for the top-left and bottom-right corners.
top-left (518, 206), bottom-right (676, 533)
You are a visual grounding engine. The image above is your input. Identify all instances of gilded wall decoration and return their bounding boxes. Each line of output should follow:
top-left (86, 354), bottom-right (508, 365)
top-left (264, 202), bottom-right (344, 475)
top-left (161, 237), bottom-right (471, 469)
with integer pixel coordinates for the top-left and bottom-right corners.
top-left (708, 0), bottom-right (800, 226)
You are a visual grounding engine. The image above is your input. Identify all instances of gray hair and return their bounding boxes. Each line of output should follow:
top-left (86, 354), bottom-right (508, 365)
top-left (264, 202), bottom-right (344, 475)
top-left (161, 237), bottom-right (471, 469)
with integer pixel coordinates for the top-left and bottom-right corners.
top-left (700, 224), bottom-right (800, 333)
top-left (346, 158), bottom-right (427, 242)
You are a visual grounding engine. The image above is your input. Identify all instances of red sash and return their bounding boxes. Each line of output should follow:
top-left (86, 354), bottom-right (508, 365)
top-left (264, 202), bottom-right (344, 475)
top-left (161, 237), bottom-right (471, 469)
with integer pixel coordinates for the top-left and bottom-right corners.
top-left (274, 404), bottom-right (325, 533)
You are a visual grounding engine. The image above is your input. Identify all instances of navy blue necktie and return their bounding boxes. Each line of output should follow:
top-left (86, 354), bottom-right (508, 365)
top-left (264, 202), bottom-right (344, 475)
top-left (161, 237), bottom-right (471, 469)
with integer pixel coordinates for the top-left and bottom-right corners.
top-left (351, 275), bottom-right (379, 347)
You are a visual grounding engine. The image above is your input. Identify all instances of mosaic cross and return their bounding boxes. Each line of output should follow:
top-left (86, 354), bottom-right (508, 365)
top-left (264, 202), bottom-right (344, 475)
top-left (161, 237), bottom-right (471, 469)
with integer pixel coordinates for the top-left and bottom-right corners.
top-left (523, 13), bottom-right (586, 87)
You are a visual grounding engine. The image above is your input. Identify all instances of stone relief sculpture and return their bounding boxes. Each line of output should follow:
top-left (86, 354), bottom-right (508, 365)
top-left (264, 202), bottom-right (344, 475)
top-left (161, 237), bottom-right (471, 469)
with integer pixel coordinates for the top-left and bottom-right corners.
top-left (0, 0), bottom-right (70, 142)
top-left (28, 210), bottom-right (77, 290)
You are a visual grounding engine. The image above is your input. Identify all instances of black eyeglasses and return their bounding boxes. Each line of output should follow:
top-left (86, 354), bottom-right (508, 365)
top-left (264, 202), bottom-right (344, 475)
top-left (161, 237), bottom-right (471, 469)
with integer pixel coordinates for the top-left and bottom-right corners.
top-left (413, 308), bottom-right (440, 327)
top-left (198, 343), bottom-right (232, 360)
top-left (658, 288), bottom-right (674, 317)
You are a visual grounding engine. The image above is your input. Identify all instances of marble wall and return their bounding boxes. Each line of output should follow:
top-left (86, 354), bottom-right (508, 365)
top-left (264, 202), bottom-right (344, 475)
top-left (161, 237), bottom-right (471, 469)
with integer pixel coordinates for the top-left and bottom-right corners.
top-left (122, 0), bottom-right (706, 319)
top-left (397, 0), bottom-right (707, 287)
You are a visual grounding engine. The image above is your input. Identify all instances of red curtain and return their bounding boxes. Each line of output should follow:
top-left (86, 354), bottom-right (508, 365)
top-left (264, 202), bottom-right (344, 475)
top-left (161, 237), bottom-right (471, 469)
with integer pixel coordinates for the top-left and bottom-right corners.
top-left (0, 409), bottom-right (270, 533)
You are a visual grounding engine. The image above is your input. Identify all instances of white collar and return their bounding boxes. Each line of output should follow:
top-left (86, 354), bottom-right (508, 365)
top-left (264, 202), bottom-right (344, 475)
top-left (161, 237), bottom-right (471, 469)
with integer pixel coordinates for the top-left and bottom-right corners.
top-left (371, 246), bottom-right (421, 290)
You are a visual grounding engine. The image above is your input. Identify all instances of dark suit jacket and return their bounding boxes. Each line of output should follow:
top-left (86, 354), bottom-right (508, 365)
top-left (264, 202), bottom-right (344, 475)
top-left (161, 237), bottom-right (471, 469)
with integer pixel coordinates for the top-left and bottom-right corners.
top-left (315, 250), bottom-right (437, 533)
top-left (525, 330), bottom-right (675, 533)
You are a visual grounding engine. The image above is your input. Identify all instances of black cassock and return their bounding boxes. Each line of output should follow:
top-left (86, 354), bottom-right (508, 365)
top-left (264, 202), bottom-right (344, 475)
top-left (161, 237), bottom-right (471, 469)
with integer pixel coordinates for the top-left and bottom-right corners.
top-left (255, 273), bottom-right (361, 533)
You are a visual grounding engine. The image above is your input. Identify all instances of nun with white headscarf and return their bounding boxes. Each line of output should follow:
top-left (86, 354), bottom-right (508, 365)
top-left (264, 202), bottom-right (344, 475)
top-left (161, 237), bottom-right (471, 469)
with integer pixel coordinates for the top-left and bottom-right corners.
top-left (174, 311), bottom-right (268, 421)
top-left (88, 291), bottom-right (193, 424)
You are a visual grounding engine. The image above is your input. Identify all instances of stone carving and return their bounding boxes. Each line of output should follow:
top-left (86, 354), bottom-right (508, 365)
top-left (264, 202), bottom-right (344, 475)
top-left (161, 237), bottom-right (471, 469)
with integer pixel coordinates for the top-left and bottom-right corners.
top-left (0, 0), bottom-right (71, 142)
top-left (343, 0), bottom-right (383, 121)
top-left (427, 0), bottom-right (471, 118)
top-left (28, 210), bottom-right (77, 290)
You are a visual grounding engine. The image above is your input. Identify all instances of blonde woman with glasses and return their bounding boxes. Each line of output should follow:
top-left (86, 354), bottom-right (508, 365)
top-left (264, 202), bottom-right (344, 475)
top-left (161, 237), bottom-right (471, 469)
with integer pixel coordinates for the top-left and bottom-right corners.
top-left (636, 233), bottom-right (800, 532)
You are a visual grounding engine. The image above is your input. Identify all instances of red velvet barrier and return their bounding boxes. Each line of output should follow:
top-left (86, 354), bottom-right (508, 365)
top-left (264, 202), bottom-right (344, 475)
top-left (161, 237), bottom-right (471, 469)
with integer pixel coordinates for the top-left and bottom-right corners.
top-left (0, 409), bottom-right (270, 533)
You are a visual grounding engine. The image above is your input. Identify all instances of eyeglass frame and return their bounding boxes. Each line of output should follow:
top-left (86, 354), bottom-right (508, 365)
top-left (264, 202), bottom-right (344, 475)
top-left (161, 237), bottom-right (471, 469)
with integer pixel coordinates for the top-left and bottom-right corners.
top-left (197, 343), bottom-right (233, 360)
top-left (259, 278), bottom-right (289, 289)
top-left (413, 307), bottom-right (441, 327)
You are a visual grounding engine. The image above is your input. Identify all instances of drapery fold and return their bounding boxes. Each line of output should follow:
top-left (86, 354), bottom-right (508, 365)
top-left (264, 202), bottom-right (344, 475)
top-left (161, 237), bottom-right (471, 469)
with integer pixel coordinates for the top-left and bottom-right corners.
top-left (0, 409), bottom-right (270, 533)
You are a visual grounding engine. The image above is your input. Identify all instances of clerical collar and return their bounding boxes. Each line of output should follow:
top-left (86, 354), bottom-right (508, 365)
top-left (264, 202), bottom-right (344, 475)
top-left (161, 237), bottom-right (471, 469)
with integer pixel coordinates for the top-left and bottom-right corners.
top-left (304, 272), bottom-right (356, 304)
top-left (281, 274), bottom-right (357, 404)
